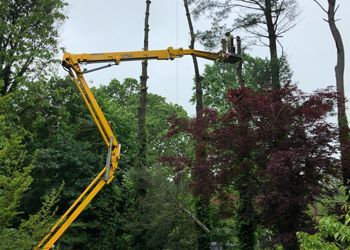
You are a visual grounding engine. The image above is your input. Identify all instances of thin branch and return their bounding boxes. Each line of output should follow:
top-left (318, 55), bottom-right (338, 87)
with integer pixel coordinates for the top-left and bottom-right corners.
top-left (256, 23), bottom-right (268, 33)
top-left (277, 38), bottom-right (285, 56)
top-left (176, 203), bottom-right (210, 233)
top-left (225, 3), bottom-right (262, 11)
top-left (274, 10), bottom-right (294, 31)
top-left (189, 0), bottom-right (205, 14)
top-left (334, 4), bottom-right (340, 15)
top-left (245, 29), bottom-right (269, 38)
top-left (313, 0), bottom-right (328, 14)
top-left (240, 0), bottom-right (265, 10)
top-left (276, 22), bottom-right (297, 37)
top-left (273, 0), bottom-right (286, 26)
top-left (257, 37), bottom-right (269, 47)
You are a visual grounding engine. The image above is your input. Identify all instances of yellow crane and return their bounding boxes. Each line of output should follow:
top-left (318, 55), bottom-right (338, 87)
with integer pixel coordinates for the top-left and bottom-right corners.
top-left (35, 46), bottom-right (241, 249)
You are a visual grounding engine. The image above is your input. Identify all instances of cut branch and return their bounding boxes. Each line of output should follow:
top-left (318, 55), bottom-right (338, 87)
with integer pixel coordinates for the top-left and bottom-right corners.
top-left (176, 203), bottom-right (210, 233)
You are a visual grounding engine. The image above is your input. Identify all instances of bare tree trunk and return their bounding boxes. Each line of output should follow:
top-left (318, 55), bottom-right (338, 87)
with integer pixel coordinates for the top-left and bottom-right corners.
top-left (138, 0), bottom-right (151, 169)
top-left (265, 0), bottom-right (280, 89)
top-left (236, 36), bottom-right (244, 87)
top-left (134, 2), bottom-right (151, 249)
top-left (327, 0), bottom-right (350, 189)
top-left (183, 1), bottom-right (210, 249)
top-left (183, 0), bottom-right (203, 114)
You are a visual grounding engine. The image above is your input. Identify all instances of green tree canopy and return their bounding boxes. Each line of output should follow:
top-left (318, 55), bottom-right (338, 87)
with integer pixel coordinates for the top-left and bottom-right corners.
top-left (0, 0), bottom-right (66, 95)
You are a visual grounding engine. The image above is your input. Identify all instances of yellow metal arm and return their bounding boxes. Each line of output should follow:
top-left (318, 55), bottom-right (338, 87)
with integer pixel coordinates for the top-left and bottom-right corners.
top-left (36, 46), bottom-right (240, 249)
top-left (35, 62), bottom-right (121, 250)
top-left (62, 47), bottom-right (241, 74)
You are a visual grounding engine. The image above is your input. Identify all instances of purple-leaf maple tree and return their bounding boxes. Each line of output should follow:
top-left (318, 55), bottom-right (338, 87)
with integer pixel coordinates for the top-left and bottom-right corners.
top-left (164, 84), bottom-right (339, 249)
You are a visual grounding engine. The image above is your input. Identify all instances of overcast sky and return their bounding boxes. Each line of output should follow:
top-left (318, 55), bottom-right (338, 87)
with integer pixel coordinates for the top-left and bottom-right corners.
top-left (59, 0), bottom-right (350, 116)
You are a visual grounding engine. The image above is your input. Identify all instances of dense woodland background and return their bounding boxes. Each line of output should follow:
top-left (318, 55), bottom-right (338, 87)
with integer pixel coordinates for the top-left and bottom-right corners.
top-left (0, 0), bottom-right (349, 249)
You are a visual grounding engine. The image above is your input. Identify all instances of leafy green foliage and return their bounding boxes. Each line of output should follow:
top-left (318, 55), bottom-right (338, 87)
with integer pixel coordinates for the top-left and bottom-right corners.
top-left (0, 93), bottom-right (33, 227)
top-left (27, 77), bottom-right (188, 249)
top-left (10, 77), bottom-right (102, 218)
top-left (0, 184), bottom-right (63, 249)
top-left (0, 0), bottom-right (67, 95)
top-left (199, 54), bottom-right (292, 112)
top-left (95, 79), bottom-right (189, 249)
top-left (0, 166), bottom-right (32, 227)
top-left (95, 78), bottom-right (187, 166)
top-left (124, 165), bottom-right (198, 249)
top-left (0, 91), bottom-right (63, 249)
top-left (298, 186), bottom-right (350, 250)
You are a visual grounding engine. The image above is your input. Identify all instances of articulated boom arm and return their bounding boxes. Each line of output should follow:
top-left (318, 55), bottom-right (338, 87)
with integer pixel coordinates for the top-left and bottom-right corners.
top-left (36, 47), bottom-right (240, 249)
top-left (62, 47), bottom-right (240, 74)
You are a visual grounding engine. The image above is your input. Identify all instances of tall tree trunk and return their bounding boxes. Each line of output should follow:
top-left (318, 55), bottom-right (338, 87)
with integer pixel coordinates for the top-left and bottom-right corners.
top-left (278, 227), bottom-right (299, 250)
top-left (236, 183), bottom-right (255, 250)
top-left (327, 0), bottom-right (350, 189)
top-left (183, 1), bottom-right (210, 249)
top-left (134, 2), bottom-right (151, 249)
top-left (183, 0), bottom-right (203, 114)
top-left (265, 0), bottom-right (280, 89)
top-left (236, 122), bottom-right (256, 250)
top-left (138, 0), bottom-right (151, 168)
top-left (236, 36), bottom-right (244, 87)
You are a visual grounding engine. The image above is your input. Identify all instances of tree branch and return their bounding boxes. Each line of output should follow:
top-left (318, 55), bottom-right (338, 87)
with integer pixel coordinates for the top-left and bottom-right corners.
top-left (176, 203), bottom-right (210, 233)
top-left (334, 3), bottom-right (340, 15)
top-left (273, 0), bottom-right (286, 26)
top-left (313, 0), bottom-right (328, 14)
top-left (240, 0), bottom-right (265, 10)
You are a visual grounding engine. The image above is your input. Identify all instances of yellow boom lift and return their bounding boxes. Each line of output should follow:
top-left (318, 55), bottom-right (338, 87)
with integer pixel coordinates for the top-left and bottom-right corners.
top-left (35, 46), bottom-right (240, 249)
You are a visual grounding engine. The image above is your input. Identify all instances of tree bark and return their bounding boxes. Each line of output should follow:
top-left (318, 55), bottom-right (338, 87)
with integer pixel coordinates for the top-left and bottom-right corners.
top-left (327, 0), bottom-right (350, 189)
top-left (183, 1), bottom-right (210, 249)
top-left (138, 0), bottom-right (151, 168)
top-left (236, 36), bottom-right (244, 87)
top-left (265, 0), bottom-right (280, 89)
top-left (135, 2), bottom-right (151, 249)
top-left (183, 0), bottom-right (203, 114)
top-left (236, 185), bottom-right (255, 250)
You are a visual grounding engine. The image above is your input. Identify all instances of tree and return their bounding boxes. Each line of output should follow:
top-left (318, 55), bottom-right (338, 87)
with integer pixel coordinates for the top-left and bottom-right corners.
top-left (93, 78), bottom-right (188, 249)
top-left (313, 0), bottom-right (350, 191)
top-left (0, 120), bottom-right (32, 228)
top-left (135, 3), bottom-right (152, 245)
top-left (168, 84), bottom-right (339, 249)
top-left (9, 76), bottom-right (102, 217)
top-left (124, 164), bottom-right (199, 249)
top-left (0, 182), bottom-right (63, 249)
top-left (0, 91), bottom-right (62, 249)
top-left (190, 0), bottom-right (298, 88)
top-left (138, 0), bottom-right (151, 168)
top-left (0, 0), bottom-right (66, 95)
top-left (1, 75), bottom-right (109, 248)
top-left (198, 54), bottom-right (292, 112)
top-left (183, 0), bottom-right (212, 247)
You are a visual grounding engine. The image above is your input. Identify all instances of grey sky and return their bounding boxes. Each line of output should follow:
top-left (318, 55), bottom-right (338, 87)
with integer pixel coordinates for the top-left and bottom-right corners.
top-left (59, 0), bottom-right (349, 116)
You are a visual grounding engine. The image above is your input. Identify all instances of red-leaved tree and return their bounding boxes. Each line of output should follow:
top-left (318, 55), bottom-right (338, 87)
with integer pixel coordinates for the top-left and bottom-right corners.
top-left (165, 84), bottom-right (339, 249)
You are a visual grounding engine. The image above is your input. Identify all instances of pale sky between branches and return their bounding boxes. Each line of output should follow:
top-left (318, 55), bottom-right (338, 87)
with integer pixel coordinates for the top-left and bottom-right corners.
top-left (59, 0), bottom-right (350, 116)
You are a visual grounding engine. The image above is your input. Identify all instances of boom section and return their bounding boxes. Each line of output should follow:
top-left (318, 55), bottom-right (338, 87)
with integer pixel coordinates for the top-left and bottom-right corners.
top-left (62, 47), bottom-right (241, 74)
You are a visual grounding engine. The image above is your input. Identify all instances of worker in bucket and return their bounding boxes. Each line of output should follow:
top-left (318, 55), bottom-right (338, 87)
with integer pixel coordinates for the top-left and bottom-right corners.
top-left (225, 32), bottom-right (235, 54)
